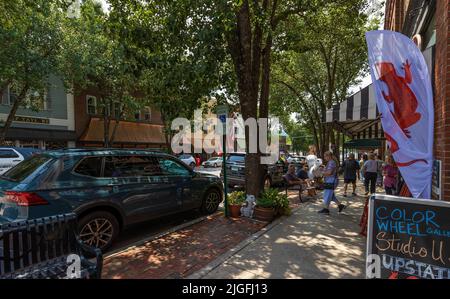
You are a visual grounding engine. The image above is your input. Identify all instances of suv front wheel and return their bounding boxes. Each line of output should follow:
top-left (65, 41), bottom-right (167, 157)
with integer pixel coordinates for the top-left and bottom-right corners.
top-left (78, 211), bottom-right (119, 252)
top-left (201, 189), bottom-right (221, 214)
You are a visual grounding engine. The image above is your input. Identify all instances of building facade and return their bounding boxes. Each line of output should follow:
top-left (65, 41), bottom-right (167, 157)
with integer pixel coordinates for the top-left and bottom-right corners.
top-left (384, 0), bottom-right (450, 200)
top-left (74, 90), bottom-right (167, 149)
top-left (0, 75), bottom-right (76, 149)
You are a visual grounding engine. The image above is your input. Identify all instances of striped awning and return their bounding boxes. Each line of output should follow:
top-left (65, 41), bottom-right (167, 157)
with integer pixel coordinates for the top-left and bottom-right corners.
top-left (325, 45), bottom-right (435, 140)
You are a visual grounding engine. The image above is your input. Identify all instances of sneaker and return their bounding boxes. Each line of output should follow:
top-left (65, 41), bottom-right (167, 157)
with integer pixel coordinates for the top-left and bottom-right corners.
top-left (318, 208), bottom-right (330, 215)
top-left (338, 204), bottom-right (347, 213)
top-left (352, 192), bottom-right (357, 196)
top-left (343, 194), bottom-right (347, 197)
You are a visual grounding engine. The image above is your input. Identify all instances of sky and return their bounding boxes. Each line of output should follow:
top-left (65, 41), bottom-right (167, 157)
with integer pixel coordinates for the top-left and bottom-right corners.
top-left (349, 0), bottom-right (386, 94)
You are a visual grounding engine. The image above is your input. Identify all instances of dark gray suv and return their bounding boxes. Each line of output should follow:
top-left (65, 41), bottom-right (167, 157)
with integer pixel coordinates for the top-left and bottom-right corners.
top-left (0, 149), bottom-right (223, 251)
top-left (220, 153), bottom-right (284, 189)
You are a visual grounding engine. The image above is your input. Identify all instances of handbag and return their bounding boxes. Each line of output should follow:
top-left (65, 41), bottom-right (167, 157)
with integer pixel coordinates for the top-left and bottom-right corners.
top-left (323, 182), bottom-right (335, 190)
top-left (323, 169), bottom-right (338, 190)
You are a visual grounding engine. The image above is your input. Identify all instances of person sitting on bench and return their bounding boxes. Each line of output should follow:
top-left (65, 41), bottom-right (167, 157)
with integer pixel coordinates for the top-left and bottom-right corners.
top-left (296, 163), bottom-right (312, 183)
top-left (285, 164), bottom-right (306, 188)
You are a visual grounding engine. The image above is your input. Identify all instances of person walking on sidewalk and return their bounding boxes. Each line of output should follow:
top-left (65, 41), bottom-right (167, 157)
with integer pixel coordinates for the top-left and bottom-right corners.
top-left (342, 153), bottom-right (360, 197)
top-left (382, 155), bottom-right (399, 195)
top-left (318, 151), bottom-right (346, 215)
top-left (363, 153), bottom-right (378, 195)
top-left (359, 154), bottom-right (368, 187)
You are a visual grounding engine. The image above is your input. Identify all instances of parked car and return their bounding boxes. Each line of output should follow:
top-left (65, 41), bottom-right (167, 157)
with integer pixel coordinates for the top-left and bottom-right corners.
top-left (202, 157), bottom-right (223, 168)
top-left (178, 154), bottom-right (196, 168)
top-left (0, 147), bottom-right (41, 175)
top-left (0, 149), bottom-right (223, 251)
top-left (220, 153), bottom-right (284, 189)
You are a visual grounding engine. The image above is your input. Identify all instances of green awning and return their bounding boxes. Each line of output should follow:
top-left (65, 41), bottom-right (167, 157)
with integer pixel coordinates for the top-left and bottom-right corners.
top-left (344, 139), bottom-right (382, 149)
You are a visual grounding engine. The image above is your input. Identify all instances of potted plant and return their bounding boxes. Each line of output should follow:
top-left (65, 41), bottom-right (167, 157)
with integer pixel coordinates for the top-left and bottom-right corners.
top-left (273, 192), bottom-right (291, 217)
top-left (254, 189), bottom-right (277, 222)
top-left (254, 189), bottom-right (292, 222)
top-left (227, 191), bottom-right (246, 218)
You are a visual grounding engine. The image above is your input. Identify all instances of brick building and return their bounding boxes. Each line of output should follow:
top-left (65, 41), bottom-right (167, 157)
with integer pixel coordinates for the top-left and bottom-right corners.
top-left (74, 89), bottom-right (167, 149)
top-left (384, 0), bottom-right (450, 200)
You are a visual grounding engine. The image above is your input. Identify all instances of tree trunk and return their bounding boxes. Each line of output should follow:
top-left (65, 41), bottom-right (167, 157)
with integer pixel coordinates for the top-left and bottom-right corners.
top-left (103, 101), bottom-right (110, 148)
top-left (160, 112), bottom-right (172, 154)
top-left (109, 117), bottom-right (121, 147)
top-left (0, 85), bottom-right (28, 145)
top-left (227, 1), bottom-right (262, 197)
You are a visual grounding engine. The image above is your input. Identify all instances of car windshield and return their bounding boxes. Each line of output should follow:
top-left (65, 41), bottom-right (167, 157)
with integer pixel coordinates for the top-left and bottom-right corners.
top-left (227, 155), bottom-right (245, 163)
top-left (2, 155), bottom-right (52, 182)
top-left (179, 155), bottom-right (192, 159)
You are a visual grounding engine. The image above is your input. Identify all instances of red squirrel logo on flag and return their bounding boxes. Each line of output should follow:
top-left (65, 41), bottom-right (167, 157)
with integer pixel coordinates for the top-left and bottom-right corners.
top-left (376, 60), bottom-right (427, 167)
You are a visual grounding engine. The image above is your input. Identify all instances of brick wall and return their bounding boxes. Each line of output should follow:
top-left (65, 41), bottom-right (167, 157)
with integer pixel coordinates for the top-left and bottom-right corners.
top-left (384, 0), bottom-right (409, 31)
top-left (385, 0), bottom-right (450, 200)
top-left (434, 0), bottom-right (450, 201)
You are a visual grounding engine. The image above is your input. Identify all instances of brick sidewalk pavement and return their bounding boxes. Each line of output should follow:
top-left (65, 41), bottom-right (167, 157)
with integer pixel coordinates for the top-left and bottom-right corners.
top-left (102, 212), bottom-right (268, 279)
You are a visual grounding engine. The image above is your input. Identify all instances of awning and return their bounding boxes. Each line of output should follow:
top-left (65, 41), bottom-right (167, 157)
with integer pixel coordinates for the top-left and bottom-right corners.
top-left (5, 128), bottom-right (77, 141)
top-left (324, 46), bottom-right (435, 140)
top-left (80, 118), bottom-right (167, 145)
top-left (344, 139), bottom-right (382, 149)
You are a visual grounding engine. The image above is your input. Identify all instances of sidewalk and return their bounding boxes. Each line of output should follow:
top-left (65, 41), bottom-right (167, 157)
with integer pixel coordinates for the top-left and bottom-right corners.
top-left (102, 212), bottom-right (268, 279)
top-left (196, 184), bottom-right (368, 279)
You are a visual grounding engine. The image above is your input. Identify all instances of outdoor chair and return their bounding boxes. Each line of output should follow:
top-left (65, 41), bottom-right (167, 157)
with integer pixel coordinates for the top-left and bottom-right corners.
top-left (0, 213), bottom-right (102, 279)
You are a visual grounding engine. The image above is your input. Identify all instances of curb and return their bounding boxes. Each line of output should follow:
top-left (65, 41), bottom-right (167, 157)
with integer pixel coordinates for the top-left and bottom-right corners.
top-left (186, 203), bottom-right (308, 279)
top-left (105, 214), bottom-right (210, 259)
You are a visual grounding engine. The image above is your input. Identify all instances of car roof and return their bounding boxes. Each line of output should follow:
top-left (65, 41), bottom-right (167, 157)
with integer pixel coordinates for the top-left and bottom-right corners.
top-left (42, 148), bottom-right (172, 158)
top-left (0, 147), bottom-right (41, 158)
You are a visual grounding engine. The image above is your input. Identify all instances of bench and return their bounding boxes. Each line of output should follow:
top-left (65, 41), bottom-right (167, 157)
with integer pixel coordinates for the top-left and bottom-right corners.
top-left (0, 213), bottom-right (102, 279)
top-left (282, 177), bottom-right (316, 203)
top-left (282, 177), bottom-right (304, 203)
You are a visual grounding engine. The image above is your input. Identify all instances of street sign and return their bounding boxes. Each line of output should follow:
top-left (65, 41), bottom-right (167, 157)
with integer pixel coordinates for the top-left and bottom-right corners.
top-left (216, 105), bottom-right (228, 125)
top-left (216, 104), bottom-right (229, 217)
top-left (366, 194), bottom-right (450, 279)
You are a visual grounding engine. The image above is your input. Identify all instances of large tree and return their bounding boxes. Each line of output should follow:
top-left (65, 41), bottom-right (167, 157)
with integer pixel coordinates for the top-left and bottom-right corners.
top-left (0, 0), bottom-right (66, 144)
top-left (270, 0), bottom-right (379, 157)
top-left (107, 0), bottom-right (234, 151)
top-left (62, 0), bottom-right (144, 147)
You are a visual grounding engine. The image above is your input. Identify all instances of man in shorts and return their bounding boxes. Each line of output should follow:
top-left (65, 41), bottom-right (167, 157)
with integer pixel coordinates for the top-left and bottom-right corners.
top-left (342, 153), bottom-right (360, 197)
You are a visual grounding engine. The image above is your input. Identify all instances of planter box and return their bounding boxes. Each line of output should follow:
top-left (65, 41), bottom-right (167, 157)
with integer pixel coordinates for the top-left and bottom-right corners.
top-left (253, 206), bottom-right (275, 222)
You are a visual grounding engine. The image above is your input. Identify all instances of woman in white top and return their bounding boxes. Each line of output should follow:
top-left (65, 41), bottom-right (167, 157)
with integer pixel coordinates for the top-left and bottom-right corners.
top-left (306, 145), bottom-right (318, 180)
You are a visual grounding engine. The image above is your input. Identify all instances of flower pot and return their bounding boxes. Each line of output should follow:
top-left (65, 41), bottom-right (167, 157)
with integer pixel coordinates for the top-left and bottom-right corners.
top-left (228, 204), bottom-right (241, 218)
top-left (253, 206), bottom-right (275, 222)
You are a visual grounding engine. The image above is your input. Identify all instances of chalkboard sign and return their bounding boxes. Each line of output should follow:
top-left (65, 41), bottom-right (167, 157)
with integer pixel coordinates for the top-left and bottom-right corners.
top-left (366, 195), bottom-right (450, 279)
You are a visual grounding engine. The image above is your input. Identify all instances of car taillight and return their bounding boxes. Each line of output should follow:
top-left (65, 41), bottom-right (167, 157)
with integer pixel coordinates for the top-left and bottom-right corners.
top-left (4, 191), bottom-right (48, 206)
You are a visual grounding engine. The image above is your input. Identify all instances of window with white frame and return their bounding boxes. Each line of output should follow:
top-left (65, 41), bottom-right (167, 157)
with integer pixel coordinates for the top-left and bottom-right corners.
top-left (1, 86), bottom-right (10, 105)
top-left (144, 107), bottom-right (151, 121)
top-left (86, 95), bottom-right (97, 115)
top-left (1, 86), bottom-right (50, 110)
top-left (113, 102), bottom-right (122, 119)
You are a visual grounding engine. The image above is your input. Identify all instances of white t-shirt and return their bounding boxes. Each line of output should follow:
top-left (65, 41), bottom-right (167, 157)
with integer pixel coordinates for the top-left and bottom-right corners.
top-left (306, 154), bottom-right (318, 179)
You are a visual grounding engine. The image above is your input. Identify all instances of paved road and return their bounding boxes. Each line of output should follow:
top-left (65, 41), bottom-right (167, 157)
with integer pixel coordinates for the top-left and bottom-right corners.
top-left (106, 166), bottom-right (222, 255)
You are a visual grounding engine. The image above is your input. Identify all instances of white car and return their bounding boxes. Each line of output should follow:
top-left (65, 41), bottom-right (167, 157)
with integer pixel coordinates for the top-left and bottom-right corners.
top-left (202, 157), bottom-right (223, 168)
top-left (178, 154), bottom-right (196, 168)
top-left (0, 147), bottom-right (41, 175)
